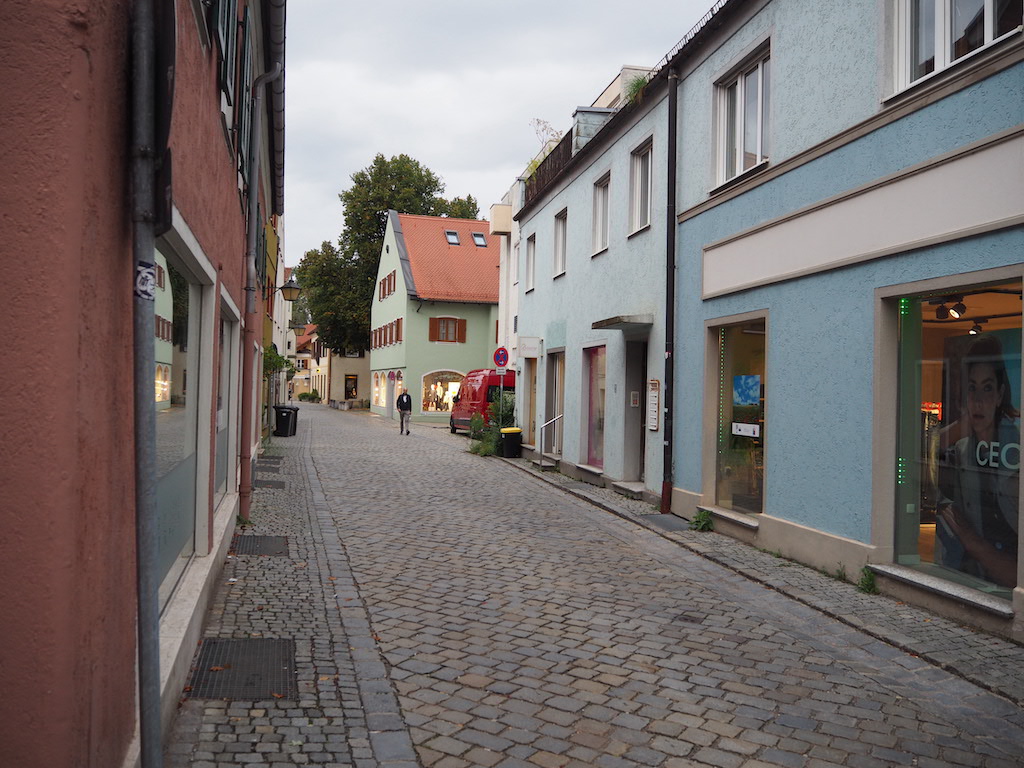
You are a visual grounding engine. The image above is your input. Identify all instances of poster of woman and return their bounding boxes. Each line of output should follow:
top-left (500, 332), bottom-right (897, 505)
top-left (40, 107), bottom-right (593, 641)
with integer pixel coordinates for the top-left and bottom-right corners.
top-left (936, 332), bottom-right (1020, 588)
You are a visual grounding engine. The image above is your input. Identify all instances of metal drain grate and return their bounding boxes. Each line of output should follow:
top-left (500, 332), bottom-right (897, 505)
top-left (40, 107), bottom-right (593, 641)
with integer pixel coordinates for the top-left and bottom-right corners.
top-left (259, 455), bottom-right (285, 463)
top-left (256, 464), bottom-right (281, 474)
top-left (186, 638), bottom-right (297, 699)
top-left (645, 514), bottom-right (691, 532)
top-left (232, 535), bottom-right (289, 556)
top-left (254, 478), bottom-right (286, 489)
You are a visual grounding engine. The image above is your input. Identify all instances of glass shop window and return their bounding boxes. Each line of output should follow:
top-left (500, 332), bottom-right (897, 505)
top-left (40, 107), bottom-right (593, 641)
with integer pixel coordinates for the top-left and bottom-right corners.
top-left (895, 279), bottom-right (1021, 600)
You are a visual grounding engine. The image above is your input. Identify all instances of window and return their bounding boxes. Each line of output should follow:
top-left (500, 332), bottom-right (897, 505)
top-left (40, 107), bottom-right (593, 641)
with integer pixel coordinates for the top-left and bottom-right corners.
top-left (554, 210), bottom-right (567, 276)
top-left (422, 371), bottom-right (464, 412)
top-left (593, 174), bottom-right (610, 253)
top-left (526, 235), bottom-right (536, 291)
top-left (429, 317), bottom-right (466, 343)
top-left (629, 145), bottom-right (652, 232)
top-left (894, 279), bottom-right (1021, 600)
top-left (472, 232), bottom-right (487, 247)
top-left (717, 49), bottom-right (770, 183)
top-left (445, 230), bottom-right (460, 245)
top-left (896, 0), bottom-right (1022, 89)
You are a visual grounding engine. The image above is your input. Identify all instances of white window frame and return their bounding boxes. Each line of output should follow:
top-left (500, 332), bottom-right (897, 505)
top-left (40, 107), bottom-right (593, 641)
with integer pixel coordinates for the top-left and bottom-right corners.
top-left (593, 174), bottom-right (610, 254)
top-left (629, 143), bottom-right (652, 233)
top-left (893, 0), bottom-right (1023, 91)
top-left (716, 48), bottom-right (770, 184)
top-left (553, 209), bottom-right (567, 276)
top-left (525, 234), bottom-right (536, 292)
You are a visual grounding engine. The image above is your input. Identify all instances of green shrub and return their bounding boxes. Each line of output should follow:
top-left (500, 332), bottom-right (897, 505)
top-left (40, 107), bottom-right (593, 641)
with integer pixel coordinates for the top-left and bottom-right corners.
top-left (468, 413), bottom-right (486, 440)
top-left (689, 509), bottom-right (714, 532)
top-left (857, 566), bottom-right (879, 594)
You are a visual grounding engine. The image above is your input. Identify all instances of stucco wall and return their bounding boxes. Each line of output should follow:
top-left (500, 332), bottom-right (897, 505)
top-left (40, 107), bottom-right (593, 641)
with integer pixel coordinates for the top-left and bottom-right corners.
top-left (517, 99), bottom-right (667, 487)
top-left (1, 2), bottom-right (138, 765)
top-left (675, 63), bottom-right (1024, 542)
top-left (677, 0), bottom-right (881, 210)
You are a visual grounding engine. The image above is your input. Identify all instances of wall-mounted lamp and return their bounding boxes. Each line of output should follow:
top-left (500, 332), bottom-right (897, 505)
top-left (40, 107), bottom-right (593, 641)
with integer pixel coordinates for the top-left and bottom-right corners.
top-left (277, 275), bottom-right (302, 302)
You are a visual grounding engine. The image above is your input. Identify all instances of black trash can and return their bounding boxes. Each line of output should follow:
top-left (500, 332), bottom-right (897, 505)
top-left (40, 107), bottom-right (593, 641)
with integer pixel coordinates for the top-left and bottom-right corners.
top-left (500, 427), bottom-right (522, 458)
top-left (273, 405), bottom-right (298, 437)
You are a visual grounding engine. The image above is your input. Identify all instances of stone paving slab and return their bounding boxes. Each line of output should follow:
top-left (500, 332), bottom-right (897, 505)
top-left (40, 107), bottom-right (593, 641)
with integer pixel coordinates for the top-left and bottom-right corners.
top-left (165, 405), bottom-right (1024, 768)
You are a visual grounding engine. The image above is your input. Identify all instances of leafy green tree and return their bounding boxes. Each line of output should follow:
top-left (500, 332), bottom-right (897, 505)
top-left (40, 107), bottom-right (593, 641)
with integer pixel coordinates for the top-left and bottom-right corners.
top-left (299, 154), bottom-right (481, 354)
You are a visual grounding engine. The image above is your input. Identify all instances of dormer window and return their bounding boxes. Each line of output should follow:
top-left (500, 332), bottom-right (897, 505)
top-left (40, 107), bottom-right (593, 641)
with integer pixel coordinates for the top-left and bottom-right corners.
top-left (472, 232), bottom-right (486, 247)
top-left (445, 230), bottom-right (460, 245)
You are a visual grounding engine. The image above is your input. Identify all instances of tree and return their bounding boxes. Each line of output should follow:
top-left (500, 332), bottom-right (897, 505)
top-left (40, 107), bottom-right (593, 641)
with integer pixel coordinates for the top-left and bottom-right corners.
top-left (298, 154), bottom-right (481, 354)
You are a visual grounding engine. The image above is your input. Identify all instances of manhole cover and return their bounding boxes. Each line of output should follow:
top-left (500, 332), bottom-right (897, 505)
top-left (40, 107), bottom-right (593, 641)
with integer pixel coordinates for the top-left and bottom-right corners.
top-left (186, 638), bottom-right (297, 699)
top-left (232, 535), bottom-right (289, 556)
top-left (254, 478), bottom-right (285, 489)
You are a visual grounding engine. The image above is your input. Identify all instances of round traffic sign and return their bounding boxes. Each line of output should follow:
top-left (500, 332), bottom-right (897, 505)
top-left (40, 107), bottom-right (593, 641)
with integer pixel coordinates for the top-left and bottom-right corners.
top-left (494, 346), bottom-right (509, 367)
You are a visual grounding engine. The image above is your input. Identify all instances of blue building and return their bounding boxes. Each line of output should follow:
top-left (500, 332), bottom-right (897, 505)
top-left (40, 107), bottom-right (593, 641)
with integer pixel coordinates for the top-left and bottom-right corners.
top-left (514, 0), bottom-right (1024, 640)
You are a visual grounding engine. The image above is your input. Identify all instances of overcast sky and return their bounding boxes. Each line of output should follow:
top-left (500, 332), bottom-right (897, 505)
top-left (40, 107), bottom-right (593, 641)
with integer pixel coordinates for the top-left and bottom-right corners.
top-left (282, 0), bottom-right (715, 268)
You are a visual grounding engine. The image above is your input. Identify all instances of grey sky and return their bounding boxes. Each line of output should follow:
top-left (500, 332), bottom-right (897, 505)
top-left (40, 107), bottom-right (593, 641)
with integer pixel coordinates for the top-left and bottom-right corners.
top-left (283, 0), bottom-right (715, 267)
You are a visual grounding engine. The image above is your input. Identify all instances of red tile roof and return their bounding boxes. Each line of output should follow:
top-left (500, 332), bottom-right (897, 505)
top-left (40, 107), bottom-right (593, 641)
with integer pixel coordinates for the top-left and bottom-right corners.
top-left (397, 214), bottom-right (500, 303)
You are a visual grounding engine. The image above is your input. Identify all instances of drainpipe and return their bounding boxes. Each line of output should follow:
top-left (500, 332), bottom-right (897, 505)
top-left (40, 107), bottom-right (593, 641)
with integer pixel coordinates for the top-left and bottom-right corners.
top-left (130, 0), bottom-right (163, 764)
top-left (239, 61), bottom-right (283, 521)
top-left (660, 67), bottom-right (679, 514)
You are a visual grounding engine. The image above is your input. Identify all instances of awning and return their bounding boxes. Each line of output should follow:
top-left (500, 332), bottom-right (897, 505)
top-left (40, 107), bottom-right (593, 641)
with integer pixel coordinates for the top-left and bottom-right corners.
top-left (591, 314), bottom-right (655, 336)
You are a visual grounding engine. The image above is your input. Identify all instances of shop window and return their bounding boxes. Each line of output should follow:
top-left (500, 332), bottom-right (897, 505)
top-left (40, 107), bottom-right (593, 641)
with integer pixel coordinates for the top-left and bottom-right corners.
top-left (155, 256), bottom-right (200, 609)
top-left (422, 371), bottom-right (463, 413)
top-left (895, 279), bottom-right (1021, 599)
top-left (715, 320), bottom-right (766, 514)
top-left (373, 372), bottom-right (381, 405)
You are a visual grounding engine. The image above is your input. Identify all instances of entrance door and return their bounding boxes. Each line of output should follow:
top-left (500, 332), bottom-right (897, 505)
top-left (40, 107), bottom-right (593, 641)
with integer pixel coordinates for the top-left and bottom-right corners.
top-left (524, 358), bottom-right (538, 445)
top-left (386, 376), bottom-right (395, 420)
top-left (624, 341), bottom-right (647, 481)
top-left (715, 320), bottom-right (766, 513)
top-left (545, 352), bottom-right (565, 454)
top-left (586, 346), bottom-right (607, 468)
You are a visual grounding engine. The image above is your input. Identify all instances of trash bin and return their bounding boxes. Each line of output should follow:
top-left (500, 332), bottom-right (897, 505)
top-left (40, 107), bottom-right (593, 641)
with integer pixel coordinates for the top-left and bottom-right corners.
top-left (273, 405), bottom-right (298, 437)
top-left (500, 427), bottom-right (522, 458)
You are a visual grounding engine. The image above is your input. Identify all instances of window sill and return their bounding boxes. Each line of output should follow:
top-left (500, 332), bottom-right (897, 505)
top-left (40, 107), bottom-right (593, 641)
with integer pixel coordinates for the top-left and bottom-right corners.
top-left (709, 160), bottom-right (770, 197)
top-left (697, 504), bottom-right (760, 530)
top-left (868, 564), bottom-right (1013, 618)
top-left (627, 224), bottom-right (651, 240)
top-left (553, 271), bottom-right (566, 280)
top-left (525, 287), bottom-right (535, 294)
top-left (591, 247), bottom-right (608, 259)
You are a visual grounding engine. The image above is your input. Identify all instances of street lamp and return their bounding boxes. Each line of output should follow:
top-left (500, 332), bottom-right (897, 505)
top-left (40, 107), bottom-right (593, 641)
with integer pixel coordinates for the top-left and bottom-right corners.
top-left (278, 275), bottom-right (302, 302)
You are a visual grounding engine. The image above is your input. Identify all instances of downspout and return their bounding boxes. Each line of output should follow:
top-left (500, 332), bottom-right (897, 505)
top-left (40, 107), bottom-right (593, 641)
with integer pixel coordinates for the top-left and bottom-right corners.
top-left (239, 61), bottom-right (283, 522)
top-left (660, 67), bottom-right (679, 514)
top-left (130, 0), bottom-right (162, 765)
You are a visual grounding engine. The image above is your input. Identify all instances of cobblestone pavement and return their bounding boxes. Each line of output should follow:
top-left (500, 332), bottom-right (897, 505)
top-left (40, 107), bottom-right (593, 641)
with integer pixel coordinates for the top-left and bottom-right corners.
top-left (165, 405), bottom-right (1024, 767)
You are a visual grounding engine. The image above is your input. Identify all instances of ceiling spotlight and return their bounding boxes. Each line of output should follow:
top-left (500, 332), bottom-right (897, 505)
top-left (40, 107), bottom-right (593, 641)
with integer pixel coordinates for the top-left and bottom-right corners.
top-left (969, 319), bottom-right (986, 335)
top-left (935, 305), bottom-right (950, 320)
top-left (949, 298), bottom-right (967, 319)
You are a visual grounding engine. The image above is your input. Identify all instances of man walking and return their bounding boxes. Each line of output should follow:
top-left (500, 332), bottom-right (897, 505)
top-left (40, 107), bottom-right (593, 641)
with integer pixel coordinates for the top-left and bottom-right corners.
top-left (396, 387), bottom-right (412, 435)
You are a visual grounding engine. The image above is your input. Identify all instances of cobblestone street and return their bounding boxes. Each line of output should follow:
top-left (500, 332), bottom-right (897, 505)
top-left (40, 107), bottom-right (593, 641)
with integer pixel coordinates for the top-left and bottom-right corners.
top-left (165, 405), bottom-right (1024, 767)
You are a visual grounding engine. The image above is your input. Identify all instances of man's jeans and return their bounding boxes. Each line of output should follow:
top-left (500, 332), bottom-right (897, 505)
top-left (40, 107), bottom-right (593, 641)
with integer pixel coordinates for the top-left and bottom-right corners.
top-left (399, 410), bottom-right (411, 433)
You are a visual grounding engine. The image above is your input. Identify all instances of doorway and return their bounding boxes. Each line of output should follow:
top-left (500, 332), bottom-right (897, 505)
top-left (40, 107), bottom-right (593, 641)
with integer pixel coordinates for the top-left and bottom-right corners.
top-left (624, 341), bottom-right (648, 481)
top-left (545, 351), bottom-right (565, 455)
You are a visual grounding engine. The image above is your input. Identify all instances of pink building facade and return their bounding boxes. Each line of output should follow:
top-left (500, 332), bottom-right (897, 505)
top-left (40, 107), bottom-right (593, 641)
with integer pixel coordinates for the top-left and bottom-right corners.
top-left (1, 1), bottom-right (286, 765)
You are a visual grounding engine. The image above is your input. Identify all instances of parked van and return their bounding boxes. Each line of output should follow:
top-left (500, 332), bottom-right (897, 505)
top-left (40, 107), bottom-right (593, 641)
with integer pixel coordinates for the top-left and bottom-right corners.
top-left (449, 368), bottom-right (515, 434)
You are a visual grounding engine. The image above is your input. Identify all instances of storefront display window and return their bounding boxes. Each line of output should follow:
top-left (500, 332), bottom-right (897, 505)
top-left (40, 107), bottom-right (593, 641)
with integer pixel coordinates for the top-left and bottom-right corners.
top-left (422, 371), bottom-right (463, 412)
top-left (155, 256), bottom-right (200, 609)
top-left (345, 375), bottom-right (358, 400)
top-left (895, 279), bottom-right (1021, 600)
top-left (373, 373), bottom-right (381, 406)
top-left (586, 346), bottom-right (606, 468)
top-left (715, 320), bottom-right (766, 514)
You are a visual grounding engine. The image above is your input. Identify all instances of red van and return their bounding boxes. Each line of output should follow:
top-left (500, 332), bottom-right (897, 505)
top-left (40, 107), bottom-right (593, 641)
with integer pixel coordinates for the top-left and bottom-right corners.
top-left (449, 368), bottom-right (516, 434)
